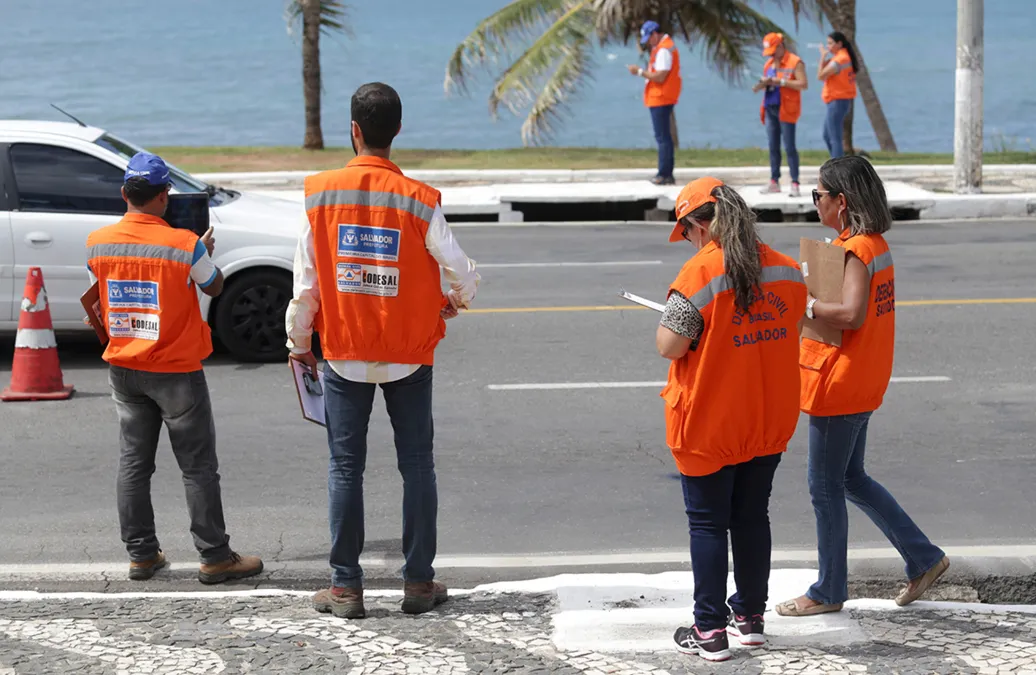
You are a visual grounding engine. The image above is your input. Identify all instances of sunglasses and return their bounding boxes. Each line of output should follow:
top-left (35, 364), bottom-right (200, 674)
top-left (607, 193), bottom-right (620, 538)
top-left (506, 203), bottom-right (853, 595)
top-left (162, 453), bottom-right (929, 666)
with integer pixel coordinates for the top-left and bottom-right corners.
top-left (811, 189), bottom-right (840, 206)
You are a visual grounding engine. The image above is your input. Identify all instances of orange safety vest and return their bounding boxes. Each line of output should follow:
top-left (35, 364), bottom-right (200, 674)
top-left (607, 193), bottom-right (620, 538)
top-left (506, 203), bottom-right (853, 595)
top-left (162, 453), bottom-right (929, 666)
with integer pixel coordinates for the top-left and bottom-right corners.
top-left (661, 241), bottom-right (807, 477)
top-left (799, 231), bottom-right (895, 416)
top-left (86, 213), bottom-right (213, 373)
top-left (759, 52), bottom-right (803, 125)
top-left (822, 48), bottom-right (857, 103)
top-left (305, 155), bottom-right (447, 366)
top-left (644, 35), bottom-right (681, 108)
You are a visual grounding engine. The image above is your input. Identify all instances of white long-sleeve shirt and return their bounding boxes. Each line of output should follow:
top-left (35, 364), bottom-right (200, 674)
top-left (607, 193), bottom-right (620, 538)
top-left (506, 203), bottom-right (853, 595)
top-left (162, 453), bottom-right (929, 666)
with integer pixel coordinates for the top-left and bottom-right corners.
top-left (285, 203), bottom-right (480, 384)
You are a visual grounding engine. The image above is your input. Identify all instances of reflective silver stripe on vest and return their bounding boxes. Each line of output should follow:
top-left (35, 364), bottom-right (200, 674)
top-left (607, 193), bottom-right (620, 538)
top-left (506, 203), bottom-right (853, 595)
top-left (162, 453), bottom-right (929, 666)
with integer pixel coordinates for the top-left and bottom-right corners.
top-left (689, 265), bottom-right (805, 310)
top-left (86, 243), bottom-right (193, 265)
top-left (867, 251), bottom-right (894, 276)
top-left (305, 189), bottom-right (435, 223)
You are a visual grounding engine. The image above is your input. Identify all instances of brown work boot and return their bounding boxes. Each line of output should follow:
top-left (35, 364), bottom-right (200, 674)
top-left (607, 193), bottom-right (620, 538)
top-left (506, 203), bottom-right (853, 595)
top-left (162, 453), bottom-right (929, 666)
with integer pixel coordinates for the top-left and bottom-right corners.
top-left (198, 552), bottom-right (263, 585)
top-left (313, 586), bottom-right (366, 619)
top-left (401, 580), bottom-right (448, 615)
top-left (128, 551), bottom-right (168, 581)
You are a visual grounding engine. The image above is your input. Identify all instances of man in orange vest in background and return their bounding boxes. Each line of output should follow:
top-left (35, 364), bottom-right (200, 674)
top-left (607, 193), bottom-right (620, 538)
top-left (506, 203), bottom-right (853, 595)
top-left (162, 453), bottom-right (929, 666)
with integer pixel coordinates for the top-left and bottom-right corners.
top-left (286, 82), bottom-right (480, 620)
top-left (752, 33), bottom-right (807, 196)
top-left (86, 153), bottom-right (263, 585)
top-left (627, 20), bottom-right (682, 186)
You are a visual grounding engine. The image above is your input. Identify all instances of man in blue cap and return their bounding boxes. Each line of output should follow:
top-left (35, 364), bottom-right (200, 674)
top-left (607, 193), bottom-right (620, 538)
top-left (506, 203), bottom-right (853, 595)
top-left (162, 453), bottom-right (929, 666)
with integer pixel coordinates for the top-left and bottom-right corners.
top-left (86, 152), bottom-right (264, 584)
top-left (627, 20), bottom-right (682, 185)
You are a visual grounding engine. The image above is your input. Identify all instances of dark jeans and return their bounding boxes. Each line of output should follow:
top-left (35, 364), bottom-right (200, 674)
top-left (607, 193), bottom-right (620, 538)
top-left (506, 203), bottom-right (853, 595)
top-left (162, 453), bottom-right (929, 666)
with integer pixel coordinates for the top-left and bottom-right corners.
top-left (109, 365), bottom-right (231, 564)
top-left (681, 453), bottom-right (782, 631)
top-left (807, 412), bottom-right (945, 605)
top-left (649, 104), bottom-right (675, 179)
top-left (324, 364), bottom-right (437, 589)
top-left (765, 104), bottom-right (799, 183)
top-left (823, 99), bottom-right (852, 158)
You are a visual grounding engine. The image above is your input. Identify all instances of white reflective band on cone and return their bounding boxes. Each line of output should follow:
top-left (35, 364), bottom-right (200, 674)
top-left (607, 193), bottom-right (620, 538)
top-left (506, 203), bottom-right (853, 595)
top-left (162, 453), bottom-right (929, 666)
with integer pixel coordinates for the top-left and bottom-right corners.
top-left (14, 328), bottom-right (57, 349)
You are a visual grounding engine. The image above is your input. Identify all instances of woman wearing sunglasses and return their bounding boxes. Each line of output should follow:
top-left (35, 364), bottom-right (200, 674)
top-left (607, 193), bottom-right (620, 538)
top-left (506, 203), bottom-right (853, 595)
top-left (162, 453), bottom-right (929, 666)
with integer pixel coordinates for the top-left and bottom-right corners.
top-left (657, 178), bottom-right (806, 661)
top-left (776, 156), bottom-right (949, 617)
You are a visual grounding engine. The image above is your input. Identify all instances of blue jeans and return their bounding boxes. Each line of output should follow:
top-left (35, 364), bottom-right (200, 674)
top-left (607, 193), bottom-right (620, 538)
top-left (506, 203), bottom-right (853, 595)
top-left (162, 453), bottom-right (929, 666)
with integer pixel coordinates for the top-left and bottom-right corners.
top-left (823, 99), bottom-right (852, 158)
top-left (649, 104), bottom-right (675, 179)
top-left (681, 453), bottom-right (782, 631)
top-left (323, 364), bottom-right (437, 589)
top-left (806, 413), bottom-right (945, 605)
top-left (765, 104), bottom-right (799, 183)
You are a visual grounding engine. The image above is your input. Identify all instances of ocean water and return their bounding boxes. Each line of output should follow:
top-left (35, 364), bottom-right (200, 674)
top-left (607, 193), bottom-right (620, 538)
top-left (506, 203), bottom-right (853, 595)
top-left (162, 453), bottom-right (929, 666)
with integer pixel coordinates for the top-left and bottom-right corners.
top-left (0, 0), bottom-right (1033, 152)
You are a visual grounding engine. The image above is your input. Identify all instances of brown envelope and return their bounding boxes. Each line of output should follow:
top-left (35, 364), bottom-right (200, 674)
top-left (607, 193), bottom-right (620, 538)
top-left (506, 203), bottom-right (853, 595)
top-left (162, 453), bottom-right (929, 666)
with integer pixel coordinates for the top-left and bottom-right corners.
top-left (799, 238), bottom-right (845, 347)
top-left (80, 282), bottom-right (109, 346)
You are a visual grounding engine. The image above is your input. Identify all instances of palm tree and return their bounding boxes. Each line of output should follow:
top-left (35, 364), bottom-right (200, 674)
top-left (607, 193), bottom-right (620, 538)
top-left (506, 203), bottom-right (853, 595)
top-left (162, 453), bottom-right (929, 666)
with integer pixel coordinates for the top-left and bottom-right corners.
top-left (445, 0), bottom-right (789, 146)
top-left (810, 0), bottom-right (897, 153)
top-left (285, 0), bottom-right (350, 150)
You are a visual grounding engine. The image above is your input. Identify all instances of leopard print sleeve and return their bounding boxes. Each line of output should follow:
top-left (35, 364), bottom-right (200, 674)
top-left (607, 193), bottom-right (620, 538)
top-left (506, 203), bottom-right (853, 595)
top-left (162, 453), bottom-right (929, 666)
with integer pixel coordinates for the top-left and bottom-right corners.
top-left (660, 290), bottom-right (704, 351)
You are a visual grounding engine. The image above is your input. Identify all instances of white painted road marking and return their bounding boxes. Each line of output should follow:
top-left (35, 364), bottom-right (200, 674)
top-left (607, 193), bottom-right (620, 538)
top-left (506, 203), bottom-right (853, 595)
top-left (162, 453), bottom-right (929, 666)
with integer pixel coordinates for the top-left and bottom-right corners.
top-left (478, 260), bottom-right (663, 269)
top-left (488, 376), bottom-right (952, 390)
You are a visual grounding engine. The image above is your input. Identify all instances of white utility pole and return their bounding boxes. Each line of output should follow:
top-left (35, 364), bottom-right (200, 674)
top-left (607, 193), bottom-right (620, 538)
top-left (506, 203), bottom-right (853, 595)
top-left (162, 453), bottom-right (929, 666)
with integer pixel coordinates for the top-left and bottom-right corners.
top-left (953, 0), bottom-right (983, 193)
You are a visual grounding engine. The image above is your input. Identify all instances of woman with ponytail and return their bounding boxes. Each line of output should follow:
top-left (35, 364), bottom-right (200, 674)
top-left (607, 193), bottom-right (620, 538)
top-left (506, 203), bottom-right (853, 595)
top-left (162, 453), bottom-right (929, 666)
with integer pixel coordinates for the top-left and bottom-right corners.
top-left (818, 31), bottom-right (859, 157)
top-left (656, 178), bottom-right (807, 662)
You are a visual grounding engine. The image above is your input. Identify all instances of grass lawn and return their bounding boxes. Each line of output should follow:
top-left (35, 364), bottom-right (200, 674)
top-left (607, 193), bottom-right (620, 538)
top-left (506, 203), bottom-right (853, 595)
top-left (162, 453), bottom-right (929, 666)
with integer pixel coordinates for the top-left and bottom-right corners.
top-left (152, 146), bottom-right (1036, 174)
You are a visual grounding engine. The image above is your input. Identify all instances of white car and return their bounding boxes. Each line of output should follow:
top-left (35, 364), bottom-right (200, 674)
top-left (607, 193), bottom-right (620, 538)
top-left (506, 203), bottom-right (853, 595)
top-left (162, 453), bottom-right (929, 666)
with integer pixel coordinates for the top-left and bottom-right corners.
top-left (0, 120), bottom-right (302, 362)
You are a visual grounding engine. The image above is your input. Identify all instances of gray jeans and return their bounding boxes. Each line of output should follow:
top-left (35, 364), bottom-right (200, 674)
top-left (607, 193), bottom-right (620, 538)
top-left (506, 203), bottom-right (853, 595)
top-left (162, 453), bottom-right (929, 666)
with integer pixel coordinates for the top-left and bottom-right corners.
top-left (109, 366), bottom-right (231, 564)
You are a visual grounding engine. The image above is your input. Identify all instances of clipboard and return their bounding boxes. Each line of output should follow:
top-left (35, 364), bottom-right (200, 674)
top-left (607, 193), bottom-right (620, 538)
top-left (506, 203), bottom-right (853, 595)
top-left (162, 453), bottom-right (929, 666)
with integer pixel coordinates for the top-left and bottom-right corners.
top-left (799, 238), bottom-right (846, 346)
top-left (291, 359), bottom-right (326, 426)
top-left (618, 288), bottom-right (665, 313)
top-left (80, 282), bottom-right (109, 345)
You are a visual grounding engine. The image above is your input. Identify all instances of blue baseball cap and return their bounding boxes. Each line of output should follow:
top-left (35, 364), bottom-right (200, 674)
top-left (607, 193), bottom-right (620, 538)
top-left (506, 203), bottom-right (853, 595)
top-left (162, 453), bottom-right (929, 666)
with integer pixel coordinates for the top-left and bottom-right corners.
top-left (124, 152), bottom-right (171, 186)
top-left (640, 20), bottom-right (660, 44)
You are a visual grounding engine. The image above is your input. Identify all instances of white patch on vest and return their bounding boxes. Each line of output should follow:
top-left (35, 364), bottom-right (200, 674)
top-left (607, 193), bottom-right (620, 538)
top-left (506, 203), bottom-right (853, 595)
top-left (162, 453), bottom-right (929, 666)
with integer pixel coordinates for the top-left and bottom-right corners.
top-left (336, 263), bottom-right (400, 298)
top-left (108, 312), bottom-right (160, 341)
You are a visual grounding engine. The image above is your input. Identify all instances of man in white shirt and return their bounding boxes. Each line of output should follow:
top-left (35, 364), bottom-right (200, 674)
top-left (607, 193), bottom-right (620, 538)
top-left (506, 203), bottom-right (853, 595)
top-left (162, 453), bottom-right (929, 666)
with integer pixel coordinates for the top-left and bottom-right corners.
top-left (285, 83), bottom-right (479, 620)
top-left (627, 20), bottom-right (683, 186)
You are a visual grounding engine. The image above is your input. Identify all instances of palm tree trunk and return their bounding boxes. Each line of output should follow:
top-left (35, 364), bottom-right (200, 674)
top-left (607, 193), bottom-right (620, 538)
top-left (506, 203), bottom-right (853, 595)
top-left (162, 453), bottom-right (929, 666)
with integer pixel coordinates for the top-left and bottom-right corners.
top-left (853, 52), bottom-right (898, 152)
top-left (820, 0), bottom-right (898, 153)
top-left (301, 0), bottom-right (324, 150)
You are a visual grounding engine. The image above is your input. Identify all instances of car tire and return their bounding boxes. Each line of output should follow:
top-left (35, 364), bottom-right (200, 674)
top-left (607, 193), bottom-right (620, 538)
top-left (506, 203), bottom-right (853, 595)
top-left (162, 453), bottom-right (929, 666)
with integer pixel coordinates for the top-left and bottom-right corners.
top-left (213, 270), bottom-right (292, 363)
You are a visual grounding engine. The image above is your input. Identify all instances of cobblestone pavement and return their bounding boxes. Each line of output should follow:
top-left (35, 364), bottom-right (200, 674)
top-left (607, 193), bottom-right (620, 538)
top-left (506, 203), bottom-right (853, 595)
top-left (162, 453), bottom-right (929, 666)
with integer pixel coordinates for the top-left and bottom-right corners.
top-left (1, 592), bottom-right (1035, 674)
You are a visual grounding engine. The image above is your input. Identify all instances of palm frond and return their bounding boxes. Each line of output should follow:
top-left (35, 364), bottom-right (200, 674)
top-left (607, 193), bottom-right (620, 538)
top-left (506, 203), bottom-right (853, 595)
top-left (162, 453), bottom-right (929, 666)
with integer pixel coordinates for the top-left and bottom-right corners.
top-left (520, 32), bottom-right (594, 145)
top-left (444, 0), bottom-right (586, 95)
top-left (486, 2), bottom-right (594, 119)
top-left (285, 0), bottom-right (352, 38)
top-left (592, 0), bottom-right (787, 83)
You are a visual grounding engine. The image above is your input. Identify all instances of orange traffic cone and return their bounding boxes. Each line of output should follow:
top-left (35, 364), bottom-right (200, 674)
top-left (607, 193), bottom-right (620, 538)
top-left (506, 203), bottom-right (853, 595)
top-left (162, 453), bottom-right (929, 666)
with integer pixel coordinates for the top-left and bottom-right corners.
top-left (2, 267), bottom-right (74, 402)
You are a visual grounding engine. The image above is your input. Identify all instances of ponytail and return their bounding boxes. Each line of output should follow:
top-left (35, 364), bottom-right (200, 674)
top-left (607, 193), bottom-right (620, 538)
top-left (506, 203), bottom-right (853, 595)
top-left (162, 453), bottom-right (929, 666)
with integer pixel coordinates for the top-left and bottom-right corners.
top-left (829, 31), bottom-right (859, 73)
top-left (687, 185), bottom-right (762, 313)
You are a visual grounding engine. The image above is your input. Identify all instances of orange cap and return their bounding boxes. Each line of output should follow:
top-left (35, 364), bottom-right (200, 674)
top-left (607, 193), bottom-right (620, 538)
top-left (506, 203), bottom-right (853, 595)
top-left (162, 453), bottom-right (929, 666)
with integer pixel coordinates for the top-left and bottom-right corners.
top-left (762, 32), bottom-right (784, 56)
top-left (669, 177), bottom-right (723, 242)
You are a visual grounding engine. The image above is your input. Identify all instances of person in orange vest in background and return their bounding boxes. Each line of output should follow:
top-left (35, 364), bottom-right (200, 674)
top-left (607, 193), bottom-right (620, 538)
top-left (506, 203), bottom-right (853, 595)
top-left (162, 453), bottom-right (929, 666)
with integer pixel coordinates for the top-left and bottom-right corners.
top-left (627, 20), bottom-right (681, 186)
top-left (817, 31), bottom-right (859, 158)
top-left (86, 152), bottom-right (263, 585)
top-left (656, 177), bottom-right (806, 661)
top-left (286, 82), bottom-right (480, 620)
top-left (752, 33), bottom-right (807, 196)
top-left (776, 156), bottom-right (949, 617)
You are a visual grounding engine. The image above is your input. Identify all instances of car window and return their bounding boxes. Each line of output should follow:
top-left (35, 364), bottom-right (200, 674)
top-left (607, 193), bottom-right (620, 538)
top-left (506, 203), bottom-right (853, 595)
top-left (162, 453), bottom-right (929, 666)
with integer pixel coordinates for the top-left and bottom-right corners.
top-left (9, 144), bottom-right (126, 215)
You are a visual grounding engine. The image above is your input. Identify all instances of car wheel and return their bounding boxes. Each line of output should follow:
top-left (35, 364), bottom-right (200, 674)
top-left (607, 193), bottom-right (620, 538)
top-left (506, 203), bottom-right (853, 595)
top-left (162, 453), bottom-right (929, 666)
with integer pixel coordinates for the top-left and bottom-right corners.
top-left (213, 270), bottom-right (291, 362)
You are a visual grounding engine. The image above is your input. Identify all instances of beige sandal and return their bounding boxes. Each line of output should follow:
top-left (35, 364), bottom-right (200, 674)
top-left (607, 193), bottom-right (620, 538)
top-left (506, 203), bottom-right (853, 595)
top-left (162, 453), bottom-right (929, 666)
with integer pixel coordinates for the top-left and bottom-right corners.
top-left (775, 596), bottom-right (844, 617)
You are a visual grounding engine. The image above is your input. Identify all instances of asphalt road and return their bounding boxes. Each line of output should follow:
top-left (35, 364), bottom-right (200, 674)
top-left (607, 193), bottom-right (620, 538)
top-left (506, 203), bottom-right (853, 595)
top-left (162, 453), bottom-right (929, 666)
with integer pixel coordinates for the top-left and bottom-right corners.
top-left (1, 219), bottom-right (1035, 585)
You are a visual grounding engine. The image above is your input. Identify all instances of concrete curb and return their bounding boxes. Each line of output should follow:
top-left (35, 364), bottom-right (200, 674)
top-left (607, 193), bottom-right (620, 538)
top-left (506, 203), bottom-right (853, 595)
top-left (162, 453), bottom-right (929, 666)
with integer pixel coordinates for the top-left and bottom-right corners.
top-left (196, 164), bottom-right (1036, 189)
top-left (2, 553), bottom-right (1035, 602)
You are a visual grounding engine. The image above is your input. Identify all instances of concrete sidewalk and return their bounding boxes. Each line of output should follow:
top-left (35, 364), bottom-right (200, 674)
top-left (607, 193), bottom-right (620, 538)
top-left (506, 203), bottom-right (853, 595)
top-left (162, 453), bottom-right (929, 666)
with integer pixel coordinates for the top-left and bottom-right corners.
top-left (1, 571), bottom-right (1034, 674)
top-left (204, 165), bottom-right (1036, 223)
